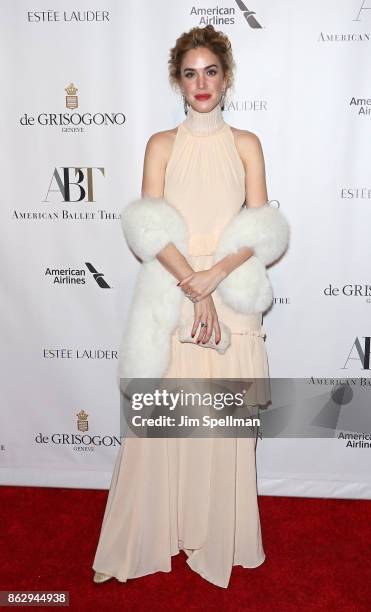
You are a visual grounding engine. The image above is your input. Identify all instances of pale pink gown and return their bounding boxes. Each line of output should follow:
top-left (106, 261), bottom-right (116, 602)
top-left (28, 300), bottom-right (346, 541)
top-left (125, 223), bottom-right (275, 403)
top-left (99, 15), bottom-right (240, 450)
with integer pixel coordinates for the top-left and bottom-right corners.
top-left (92, 103), bottom-right (270, 588)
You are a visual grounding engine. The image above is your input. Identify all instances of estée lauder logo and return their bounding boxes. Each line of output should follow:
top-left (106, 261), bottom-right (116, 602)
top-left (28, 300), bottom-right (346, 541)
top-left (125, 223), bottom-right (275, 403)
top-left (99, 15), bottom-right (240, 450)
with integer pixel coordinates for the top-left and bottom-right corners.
top-left (343, 337), bottom-right (371, 369)
top-left (44, 167), bottom-right (105, 202)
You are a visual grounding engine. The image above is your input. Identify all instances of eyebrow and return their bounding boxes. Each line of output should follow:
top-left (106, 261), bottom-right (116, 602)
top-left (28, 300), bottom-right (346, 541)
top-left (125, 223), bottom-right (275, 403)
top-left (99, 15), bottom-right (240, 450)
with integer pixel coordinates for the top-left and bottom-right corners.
top-left (182, 64), bottom-right (219, 72)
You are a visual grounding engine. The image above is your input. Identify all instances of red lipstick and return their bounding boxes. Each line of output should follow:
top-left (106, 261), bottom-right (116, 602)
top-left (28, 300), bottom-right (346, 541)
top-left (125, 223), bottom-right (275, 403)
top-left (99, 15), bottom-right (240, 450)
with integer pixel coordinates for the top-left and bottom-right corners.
top-left (195, 94), bottom-right (211, 100)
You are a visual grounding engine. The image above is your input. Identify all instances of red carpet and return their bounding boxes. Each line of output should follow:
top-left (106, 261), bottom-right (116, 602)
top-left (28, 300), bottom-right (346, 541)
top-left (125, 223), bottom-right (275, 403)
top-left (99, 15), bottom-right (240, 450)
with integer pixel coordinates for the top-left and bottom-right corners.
top-left (0, 486), bottom-right (370, 611)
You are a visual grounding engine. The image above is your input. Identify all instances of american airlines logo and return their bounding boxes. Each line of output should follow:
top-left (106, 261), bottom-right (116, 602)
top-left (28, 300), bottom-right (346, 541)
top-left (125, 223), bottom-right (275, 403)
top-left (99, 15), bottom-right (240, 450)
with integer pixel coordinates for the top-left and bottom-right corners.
top-left (235, 0), bottom-right (262, 28)
top-left (44, 263), bottom-right (112, 288)
top-left (190, 1), bottom-right (263, 28)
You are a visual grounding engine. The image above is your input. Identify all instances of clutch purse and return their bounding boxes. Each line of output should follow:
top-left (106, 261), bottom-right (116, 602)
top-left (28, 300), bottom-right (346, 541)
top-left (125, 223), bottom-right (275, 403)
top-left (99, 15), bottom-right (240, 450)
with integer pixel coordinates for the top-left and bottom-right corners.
top-left (177, 317), bottom-right (231, 355)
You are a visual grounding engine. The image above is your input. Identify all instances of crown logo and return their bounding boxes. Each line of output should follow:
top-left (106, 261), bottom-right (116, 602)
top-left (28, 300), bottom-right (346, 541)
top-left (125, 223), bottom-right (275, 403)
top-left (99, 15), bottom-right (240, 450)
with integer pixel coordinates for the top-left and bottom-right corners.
top-left (76, 409), bottom-right (89, 432)
top-left (65, 82), bottom-right (78, 109)
top-left (65, 82), bottom-right (78, 96)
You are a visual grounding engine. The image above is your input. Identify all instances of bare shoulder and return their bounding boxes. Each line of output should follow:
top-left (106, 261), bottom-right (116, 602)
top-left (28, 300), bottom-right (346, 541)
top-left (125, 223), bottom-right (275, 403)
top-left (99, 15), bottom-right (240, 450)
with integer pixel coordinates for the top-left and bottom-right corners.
top-left (229, 126), bottom-right (264, 164)
top-left (141, 128), bottom-right (178, 197)
top-left (144, 128), bottom-right (178, 165)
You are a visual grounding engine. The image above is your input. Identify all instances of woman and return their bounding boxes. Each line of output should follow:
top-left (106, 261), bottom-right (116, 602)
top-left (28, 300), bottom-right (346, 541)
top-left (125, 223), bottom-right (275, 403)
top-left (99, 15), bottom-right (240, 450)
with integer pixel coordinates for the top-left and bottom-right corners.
top-left (92, 25), bottom-right (289, 589)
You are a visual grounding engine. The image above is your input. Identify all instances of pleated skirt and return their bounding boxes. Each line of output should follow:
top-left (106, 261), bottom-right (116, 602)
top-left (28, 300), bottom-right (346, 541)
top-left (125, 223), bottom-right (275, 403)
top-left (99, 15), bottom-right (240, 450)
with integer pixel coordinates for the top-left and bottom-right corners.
top-left (93, 314), bottom-right (270, 588)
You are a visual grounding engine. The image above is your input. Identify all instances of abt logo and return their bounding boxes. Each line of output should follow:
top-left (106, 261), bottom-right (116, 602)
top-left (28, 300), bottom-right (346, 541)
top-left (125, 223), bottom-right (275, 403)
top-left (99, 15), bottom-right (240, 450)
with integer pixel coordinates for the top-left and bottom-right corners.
top-left (44, 167), bottom-right (105, 202)
top-left (354, 1), bottom-right (371, 21)
top-left (343, 337), bottom-right (371, 369)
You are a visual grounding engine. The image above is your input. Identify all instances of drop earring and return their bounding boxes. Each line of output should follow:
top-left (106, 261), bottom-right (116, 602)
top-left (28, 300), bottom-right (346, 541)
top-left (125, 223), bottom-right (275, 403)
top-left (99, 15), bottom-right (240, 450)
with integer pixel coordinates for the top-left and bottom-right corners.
top-left (220, 90), bottom-right (226, 111)
top-left (182, 93), bottom-right (189, 116)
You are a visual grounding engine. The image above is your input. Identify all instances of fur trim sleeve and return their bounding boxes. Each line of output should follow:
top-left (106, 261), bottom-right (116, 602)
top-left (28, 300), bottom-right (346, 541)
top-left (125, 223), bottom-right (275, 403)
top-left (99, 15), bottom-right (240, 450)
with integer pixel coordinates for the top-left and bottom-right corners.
top-left (213, 203), bottom-right (290, 314)
top-left (120, 196), bottom-right (188, 262)
top-left (215, 256), bottom-right (274, 315)
top-left (214, 204), bottom-right (290, 266)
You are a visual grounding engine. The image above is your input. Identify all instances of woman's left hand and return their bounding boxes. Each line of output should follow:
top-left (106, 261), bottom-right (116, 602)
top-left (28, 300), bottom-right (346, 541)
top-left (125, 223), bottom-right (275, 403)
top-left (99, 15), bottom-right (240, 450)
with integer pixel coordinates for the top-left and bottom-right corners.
top-left (177, 266), bottom-right (226, 302)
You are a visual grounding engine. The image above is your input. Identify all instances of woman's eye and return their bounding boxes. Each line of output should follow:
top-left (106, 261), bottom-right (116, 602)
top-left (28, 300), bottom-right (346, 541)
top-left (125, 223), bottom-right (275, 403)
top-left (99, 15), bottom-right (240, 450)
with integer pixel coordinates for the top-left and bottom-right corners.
top-left (184, 69), bottom-right (217, 78)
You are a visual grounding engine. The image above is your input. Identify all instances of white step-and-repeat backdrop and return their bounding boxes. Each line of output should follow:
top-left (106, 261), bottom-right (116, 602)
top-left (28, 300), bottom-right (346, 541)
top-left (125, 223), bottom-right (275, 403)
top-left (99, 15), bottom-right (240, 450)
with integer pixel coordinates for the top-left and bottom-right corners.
top-left (1, 0), bottom-right (370, 498)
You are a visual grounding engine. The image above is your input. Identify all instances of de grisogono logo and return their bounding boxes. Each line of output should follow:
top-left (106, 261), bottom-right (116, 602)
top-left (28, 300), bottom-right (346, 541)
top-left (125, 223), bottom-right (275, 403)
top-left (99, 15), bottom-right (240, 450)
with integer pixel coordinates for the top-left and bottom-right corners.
top-left (324, 284), bottom-right (371, 301)
top-left (14, 84), bottom-right (125, 221)
top-left (19, 82), bottom-right (126, 133)
top-left (35, 410), bottom-right (122, 452)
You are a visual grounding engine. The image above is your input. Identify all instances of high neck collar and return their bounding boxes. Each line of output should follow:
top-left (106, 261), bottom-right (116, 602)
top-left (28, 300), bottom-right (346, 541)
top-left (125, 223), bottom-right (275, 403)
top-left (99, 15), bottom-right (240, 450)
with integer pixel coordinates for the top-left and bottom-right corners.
top-left (182, 103), bottom-right (226, 136)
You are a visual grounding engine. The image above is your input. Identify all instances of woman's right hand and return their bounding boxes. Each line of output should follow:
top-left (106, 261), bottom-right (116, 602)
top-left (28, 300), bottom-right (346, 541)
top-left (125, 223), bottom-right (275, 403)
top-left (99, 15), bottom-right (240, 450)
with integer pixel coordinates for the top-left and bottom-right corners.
top-left (192, 295), bottom-right (221, 345)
